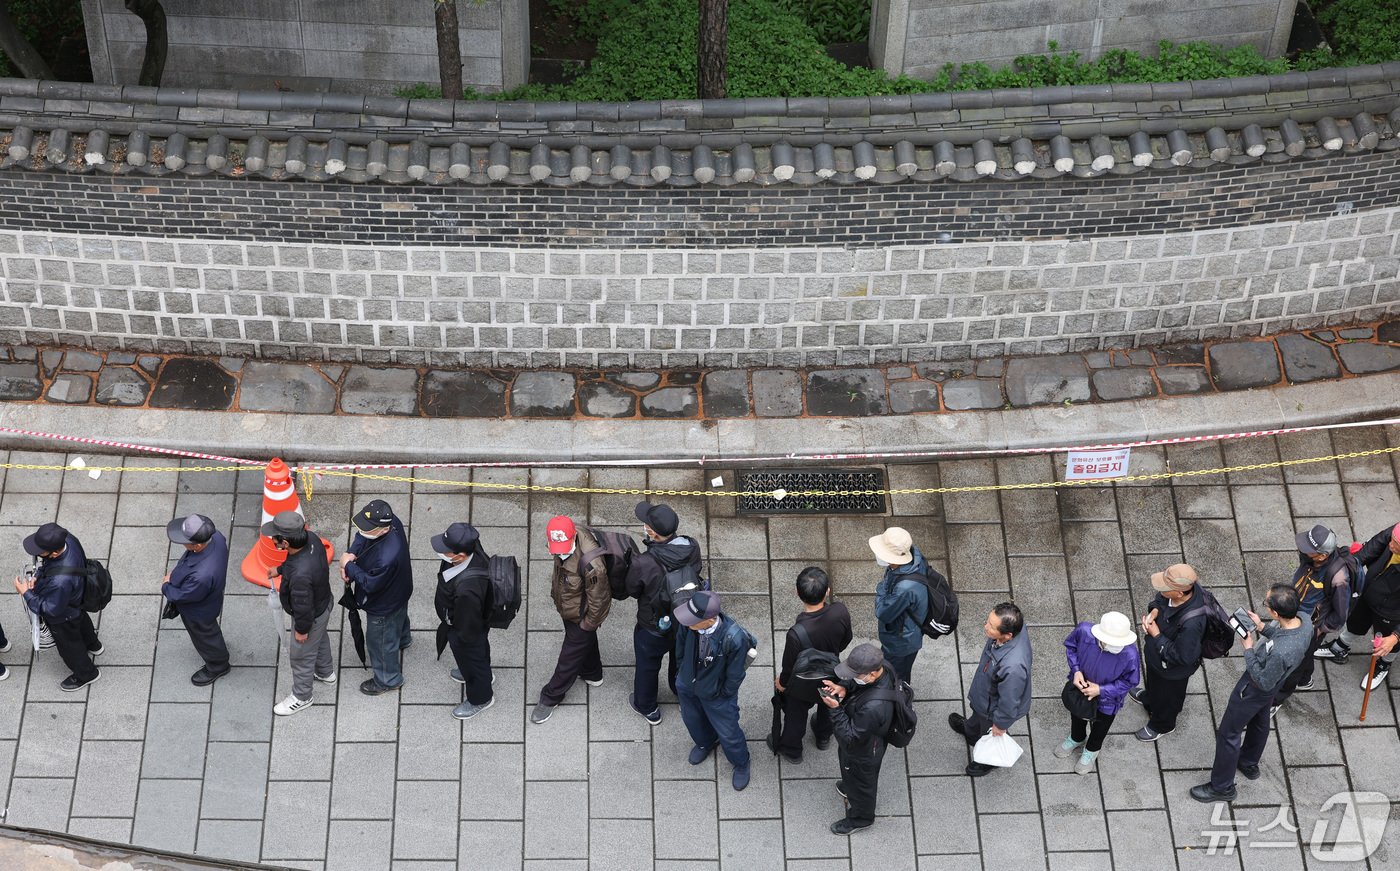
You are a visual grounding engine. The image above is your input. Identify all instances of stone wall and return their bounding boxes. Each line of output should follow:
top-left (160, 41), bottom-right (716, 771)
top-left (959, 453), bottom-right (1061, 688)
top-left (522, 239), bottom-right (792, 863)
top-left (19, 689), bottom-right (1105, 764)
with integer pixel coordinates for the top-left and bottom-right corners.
top-left (79, 0), bottom-right (528, 95)
top-left (1, 203), bottom-right (1395, 369)
top-left (872, 0), bottom-right (1297, 79)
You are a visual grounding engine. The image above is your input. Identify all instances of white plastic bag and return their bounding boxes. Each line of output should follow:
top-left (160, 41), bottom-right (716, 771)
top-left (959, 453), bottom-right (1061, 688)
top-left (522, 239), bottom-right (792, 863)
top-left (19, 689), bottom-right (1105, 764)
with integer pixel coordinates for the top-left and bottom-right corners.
top-left (972, 731), bottom-right (1024, 767)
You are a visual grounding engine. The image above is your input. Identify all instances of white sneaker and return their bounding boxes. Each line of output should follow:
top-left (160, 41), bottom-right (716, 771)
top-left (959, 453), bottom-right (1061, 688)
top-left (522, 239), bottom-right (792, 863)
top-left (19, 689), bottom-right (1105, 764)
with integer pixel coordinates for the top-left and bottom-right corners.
top-left (1361, 661), bottom-right (1391, 691)
top-left (0, 639), bottom-right (12, 653)
top-left (584, 676), bottom-right (604, 687)
top-left (314, 671), bottom-right (337, 684)
top-left (274, 695), bottom-right (312, 716)
top-left (0, 663), bottom-right (9, 681)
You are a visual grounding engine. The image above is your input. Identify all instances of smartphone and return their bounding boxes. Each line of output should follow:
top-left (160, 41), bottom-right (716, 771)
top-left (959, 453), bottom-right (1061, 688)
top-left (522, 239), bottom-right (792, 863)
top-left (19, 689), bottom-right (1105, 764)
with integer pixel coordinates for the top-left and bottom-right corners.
top-left (1227, 606), bottom-right (1253, 639)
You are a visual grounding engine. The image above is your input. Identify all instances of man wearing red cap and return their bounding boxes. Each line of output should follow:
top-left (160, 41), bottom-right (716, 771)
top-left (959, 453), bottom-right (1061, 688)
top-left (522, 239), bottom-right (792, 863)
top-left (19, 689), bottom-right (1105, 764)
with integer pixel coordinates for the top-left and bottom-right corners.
top-left (1316, 522), bottom-right (1400, 689)
top-left (531, 516), bottom-right (613, 725)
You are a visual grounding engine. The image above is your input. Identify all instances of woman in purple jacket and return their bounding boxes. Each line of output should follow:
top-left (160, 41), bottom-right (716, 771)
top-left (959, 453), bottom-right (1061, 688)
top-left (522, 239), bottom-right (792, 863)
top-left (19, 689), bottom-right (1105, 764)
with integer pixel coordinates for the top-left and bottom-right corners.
top-left (1055, 612), bottom-right (1141, 774)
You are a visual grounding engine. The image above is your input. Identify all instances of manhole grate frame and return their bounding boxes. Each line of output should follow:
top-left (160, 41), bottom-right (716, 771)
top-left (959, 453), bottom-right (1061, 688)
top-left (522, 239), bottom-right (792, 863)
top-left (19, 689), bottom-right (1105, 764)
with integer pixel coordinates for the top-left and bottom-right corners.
top-left (734, 467), bottom-right (888, 516)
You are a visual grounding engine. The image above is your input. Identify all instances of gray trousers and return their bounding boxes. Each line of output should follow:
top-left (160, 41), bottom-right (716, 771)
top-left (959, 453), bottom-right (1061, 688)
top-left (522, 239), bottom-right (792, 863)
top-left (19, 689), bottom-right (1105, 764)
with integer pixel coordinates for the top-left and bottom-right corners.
top-left (290, 603), bottom-right (335, 701)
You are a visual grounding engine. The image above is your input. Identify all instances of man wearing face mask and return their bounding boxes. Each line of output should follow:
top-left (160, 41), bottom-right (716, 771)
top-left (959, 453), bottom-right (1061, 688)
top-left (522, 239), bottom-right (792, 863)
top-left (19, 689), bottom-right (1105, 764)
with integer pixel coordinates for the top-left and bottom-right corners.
top-left (870, 527), bottom-right (931, 686)
top-left (1270, 525), bottom-right (1352, 714)
top-left (819, 642), bottom-right (897, 835)
top-left (1315, 521), bottom-right (1400, 691)
top-left (531, 516), bottom-right (612, 724)
top-left (266, 511), bottom-right (335, 716)
top-left (163, 514), bottom-right (231, 686)
top-left (1128, 563), bottom-right (1208, 741)
top-left (624, 501), bottom-right (704, 726)
top-left (14, 522), bottom-right (102, 691)
top-left (673, 590), bottom-right (757, 791)
top-left (432, 522), bottom-right (496, 720)
top-left (341, 499), bottom-right (413, 696)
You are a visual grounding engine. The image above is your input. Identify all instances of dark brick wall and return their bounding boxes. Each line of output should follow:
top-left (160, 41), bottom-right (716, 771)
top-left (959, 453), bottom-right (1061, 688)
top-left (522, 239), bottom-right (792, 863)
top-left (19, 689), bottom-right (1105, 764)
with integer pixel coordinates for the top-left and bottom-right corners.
top-left (0, 151), bottom-right (1397, 247)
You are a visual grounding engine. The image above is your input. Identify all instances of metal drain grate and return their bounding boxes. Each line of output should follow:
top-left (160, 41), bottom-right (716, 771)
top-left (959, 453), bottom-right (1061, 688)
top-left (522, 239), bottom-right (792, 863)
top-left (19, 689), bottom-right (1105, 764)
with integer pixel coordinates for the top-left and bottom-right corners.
top-left (735, 468), bottom-right (887, 515)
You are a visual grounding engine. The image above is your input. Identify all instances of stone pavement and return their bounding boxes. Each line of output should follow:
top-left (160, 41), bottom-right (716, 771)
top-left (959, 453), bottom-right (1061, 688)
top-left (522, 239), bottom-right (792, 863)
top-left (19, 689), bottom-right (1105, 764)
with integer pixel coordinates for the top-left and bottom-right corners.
top-left (0, 431), bottom-right (1399, 871)
top-left (0, 319), bottom-right (1397, 419)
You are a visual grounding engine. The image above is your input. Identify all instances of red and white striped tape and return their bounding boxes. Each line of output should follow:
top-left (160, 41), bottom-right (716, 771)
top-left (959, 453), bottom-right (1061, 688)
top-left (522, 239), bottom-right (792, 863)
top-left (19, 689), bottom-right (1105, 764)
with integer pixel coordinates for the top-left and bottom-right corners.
top-left (0, 425), bottom-right (264, 465)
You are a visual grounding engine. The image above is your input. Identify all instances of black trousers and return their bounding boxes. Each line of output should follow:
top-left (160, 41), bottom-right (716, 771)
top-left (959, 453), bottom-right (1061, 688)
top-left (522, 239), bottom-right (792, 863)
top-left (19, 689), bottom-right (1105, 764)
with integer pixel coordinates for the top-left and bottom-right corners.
top-left (775, 689), bottom-right (832, 757)
top-left (1274, 629), bottom-right (1325, 704)
top-left (0, 618), bottom-right (6, 649)
top-left (838, 738), bottom-right (888, 825)
top-left (182, 613), bottom-right (230, 673)
top-left (1143, 667), bottom-right (1191, 733)
top-left (632, 625), bottom-right (677, 714)
top-left (1070, 711), bottom-right (1117, 752)
top-left (960, 710), bottom-right (993, 745)
top-left (448, 631), bottom-right (493, 705)
top-left (1211, 675), bottom-right (1273, 791)
top-left (49, 613), bottom-right (99, 682)
top-left (539, 620), bottom-right (603, 706)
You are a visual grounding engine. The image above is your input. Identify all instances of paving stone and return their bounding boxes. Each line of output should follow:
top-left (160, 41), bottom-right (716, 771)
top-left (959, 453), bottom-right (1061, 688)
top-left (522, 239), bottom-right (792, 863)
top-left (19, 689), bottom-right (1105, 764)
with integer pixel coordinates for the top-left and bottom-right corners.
top-left (138, 355), bottom-right (161, 374)
top-left (1336, 341), bottom-right (1400, 374)
top-left (150, 358), bottom-right (237, 410)
top-left (107, 351), bottom-right (137, 365)
top-left (40, 349), bottom-right (61, 376)
top-left (345, 365), bottom-right (422, 415)
top-left (332, 742), bottom-right (399, 820)
top-left (851, 814), bottom-right (917, 871)
top-left (398, 703), bottom-right (463, 780)
top-left (208, 665), bottom-right (276, 742)
top-left (197, 819), bottom-right (264, 864)
top-left (1155, 343), bottom-right (1205, 364)
top-left (1208, 341), bottom-right (1281, 390)
top-left (45, 372), bottom-right (92, 403)
top-left (461, 743), bottom-right (525, 821)
top-left (941, 378), bottom-right (1003, 410)
top-left (806, 369), bottom-right (889, 416)
top-left (132, 778), bottom-right (201, 854)
top-left (458, 821), bottom-right (525, 871)
top-left (1277, 334), bottom-right (1341, 383)
top-left (0, 361), bottom-right (42, 399)
top-left (608, 372), bottom-right (661, 389)
top-left (579, 381), bottom-right (636, 417)
top-left (1092, 368), bottom-right (1156, 401)
top-left (655, 780), bottom-right (719, 861)
top-left (1004, 357), bottom-right (1090, 407)
top-left (95, 366), bottom-right (152, 405)
top-left (594, 818), bottom-right (656, 871)
top-left (1038, 772), bottom-right (1109, 851)
top-left (719, 819), bottom-right (785, 871)
top-left (15, 702), bottom-right (85, 778)
top-left (69, 817), bottom-right (134, 844)
top-left (701, 370), bottom-right (751, 418)
top-left (890, 379), bottom-right (941, 413)
top-left (511, 371), bottom-right (577, 417)
top-left (238, 362), bottom-right (337, 413)
top-left (61, 350), bottom-right (103, 371)
top-left (264, 780), bottom-right (331, 860)
top-left (751, 369), bottom-right (803, 417)
top-left (525, 779), bottom-right (589, 860)
top-left (201, 742), bottom-right (270, 821)
top-left (323, 820), bottom-right (393, 871)
top-left (82, 666), bottom-right (152, 740)
top-left (640, 386), bottom-right (698, 418)
top-left (140, 703), bottom-right (211, 778)
top-left (1378, 319), bottom-right (1400, 344)
top-left (71, 740), bottom-right (143, 818)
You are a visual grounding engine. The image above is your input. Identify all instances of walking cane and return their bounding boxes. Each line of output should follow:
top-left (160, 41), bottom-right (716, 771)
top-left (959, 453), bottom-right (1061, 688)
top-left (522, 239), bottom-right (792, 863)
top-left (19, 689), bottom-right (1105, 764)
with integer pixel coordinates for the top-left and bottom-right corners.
top-left (1360, 654), bottom-right (1378, 722)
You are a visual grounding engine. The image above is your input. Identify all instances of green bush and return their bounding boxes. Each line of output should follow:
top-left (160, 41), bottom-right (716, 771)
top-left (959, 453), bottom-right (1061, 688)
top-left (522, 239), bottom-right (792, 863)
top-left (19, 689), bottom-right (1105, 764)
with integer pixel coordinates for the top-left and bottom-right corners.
top-left (780, 0), bottom-right (872, 45)
top-left (1299, 0), bottom-right (1400, 68)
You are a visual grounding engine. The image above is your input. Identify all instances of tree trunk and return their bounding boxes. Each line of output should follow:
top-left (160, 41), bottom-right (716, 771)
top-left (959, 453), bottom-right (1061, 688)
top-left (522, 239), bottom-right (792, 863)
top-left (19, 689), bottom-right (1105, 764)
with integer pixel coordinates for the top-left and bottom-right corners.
top-left (434, 0), bottom-right (463, 98)
top-left (697, 0), bottom-right (728, 99)
top-left (124, 0), bottom-right (167, 87)
top-left (0, 1), bottom-right (55, 79)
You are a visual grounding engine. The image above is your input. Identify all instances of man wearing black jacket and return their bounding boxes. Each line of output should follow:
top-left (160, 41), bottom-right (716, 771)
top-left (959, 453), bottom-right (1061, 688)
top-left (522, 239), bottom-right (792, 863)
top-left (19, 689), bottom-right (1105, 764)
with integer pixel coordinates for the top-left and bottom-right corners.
top-left (266, 511), bottom-right (335, 716)
top-left (819, 643), bottom-right (896, 835)
top-left (624, 501), bottom-right (703, 726)
top-left (163, 514), bottom-right (231, 686)
top-left (432, 522), bottom-right (495, 720)
top-left (14, 522), bottom-right (102, 691)
top-left (770, 567), bottom-right (852, 763)
top-left (342, 500), bottom-right (414, 696)
top-left (1317, 522), bottom-right (1400, 689)
top-left (1129, 563), bottom-right (1208, 741)
top-left (1273, 524), bottom-right (1352, 711)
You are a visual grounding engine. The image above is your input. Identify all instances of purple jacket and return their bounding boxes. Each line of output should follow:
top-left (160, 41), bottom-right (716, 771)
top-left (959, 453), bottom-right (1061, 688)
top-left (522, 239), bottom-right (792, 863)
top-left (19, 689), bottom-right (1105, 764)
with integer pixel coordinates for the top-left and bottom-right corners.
top-left (1063, 622), bottom-right (1141, 715)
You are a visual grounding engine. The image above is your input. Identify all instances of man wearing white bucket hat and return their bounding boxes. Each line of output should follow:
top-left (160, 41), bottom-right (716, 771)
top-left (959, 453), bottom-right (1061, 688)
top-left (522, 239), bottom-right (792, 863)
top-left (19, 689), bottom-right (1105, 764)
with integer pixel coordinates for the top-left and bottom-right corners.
top-left (1055, 612), bottom-right (1141, 774)
top-left (869, 527), bottom-right (931, 686)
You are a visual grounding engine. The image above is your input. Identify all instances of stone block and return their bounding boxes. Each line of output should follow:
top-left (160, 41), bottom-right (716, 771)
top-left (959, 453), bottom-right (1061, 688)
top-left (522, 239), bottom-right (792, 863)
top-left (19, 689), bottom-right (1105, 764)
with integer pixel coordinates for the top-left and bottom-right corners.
top-left (1004, 356), bottom-right (1090, 407)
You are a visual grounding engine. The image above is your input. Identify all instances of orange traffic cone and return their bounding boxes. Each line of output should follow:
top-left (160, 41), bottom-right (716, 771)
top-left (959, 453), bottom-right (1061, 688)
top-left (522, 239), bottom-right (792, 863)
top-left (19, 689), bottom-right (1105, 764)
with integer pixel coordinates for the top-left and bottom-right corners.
top-left (241, 458), bottom-right (334, 589)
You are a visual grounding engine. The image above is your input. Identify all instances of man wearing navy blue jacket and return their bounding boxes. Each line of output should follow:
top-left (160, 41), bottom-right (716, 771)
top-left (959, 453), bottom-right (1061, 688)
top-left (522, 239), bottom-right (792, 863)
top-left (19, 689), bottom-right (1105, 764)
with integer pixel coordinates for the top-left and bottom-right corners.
top-left (870, 527), bottom-right (931, 686)
top-left (342, 499), bottom-right (414, 696)
top-left (674, 590), bottom-right (755, 791)
top-left (14, 522), bottom-right (102, 691)
top-left (163, 514), bottom-right (231, 686)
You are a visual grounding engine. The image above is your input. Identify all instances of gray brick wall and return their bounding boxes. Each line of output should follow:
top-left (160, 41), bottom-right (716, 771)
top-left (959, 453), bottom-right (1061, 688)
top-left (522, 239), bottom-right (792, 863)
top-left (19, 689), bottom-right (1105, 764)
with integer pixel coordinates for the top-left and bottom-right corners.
top-left (3, 207), bottom-right (1397, 367)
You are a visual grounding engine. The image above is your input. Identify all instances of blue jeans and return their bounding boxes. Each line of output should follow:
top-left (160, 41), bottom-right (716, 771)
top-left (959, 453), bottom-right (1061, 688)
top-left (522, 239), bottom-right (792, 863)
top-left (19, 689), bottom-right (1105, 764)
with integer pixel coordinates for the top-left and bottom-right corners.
top-left (886, 650), bottom-right (918, 685)
top-left (632, 625), bottom-right (677, 714)
top-left (365, 605), bottom-right (411, 688)
top-left (677, 686), bottom-right (750, 769)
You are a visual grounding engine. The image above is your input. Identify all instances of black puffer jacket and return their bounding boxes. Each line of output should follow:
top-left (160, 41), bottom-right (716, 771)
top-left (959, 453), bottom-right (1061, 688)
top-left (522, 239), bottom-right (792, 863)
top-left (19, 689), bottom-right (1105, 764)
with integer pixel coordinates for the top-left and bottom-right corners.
top-left (625, 535), bottom-right (703, 635)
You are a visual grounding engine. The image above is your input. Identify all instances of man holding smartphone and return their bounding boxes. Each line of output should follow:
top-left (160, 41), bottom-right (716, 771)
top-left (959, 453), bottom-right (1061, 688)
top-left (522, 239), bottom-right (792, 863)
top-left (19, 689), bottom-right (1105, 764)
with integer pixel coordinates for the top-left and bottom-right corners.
top-left (1191, 584), bottom-right (1310, 803)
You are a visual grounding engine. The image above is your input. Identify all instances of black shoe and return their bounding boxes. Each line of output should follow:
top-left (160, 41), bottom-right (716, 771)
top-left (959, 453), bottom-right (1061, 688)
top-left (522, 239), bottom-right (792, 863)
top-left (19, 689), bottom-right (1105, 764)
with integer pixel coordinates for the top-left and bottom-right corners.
top-left (629, 693), bottom-right (662, 726)
top-left (1127, 687), bottom-right (1147, 707)
top-left (1190, 782), bottom-right (1237, 803)
top-left (947, 712), bottom-right (967, 736)
top-left (360, 678), bottom-right (400, 696)
top-left (813, 735), bottom-right (831, 751)
top-left (830, 818), bottom-right (872, 835)
top-left (1314, 640), bottom-right (1349, 663)
top-left (835, 781), bottom-right (848, 800)
top-left (965, 761), bottom-right (995, 777)
top-left (1237, 763), bottom-right (1261, 781)
top-left (60, 671), bottom-right (99, 692)
top-left (764, 734), bottom-right (802, 764)
top-left (191, 667), bottom-right (228, 687)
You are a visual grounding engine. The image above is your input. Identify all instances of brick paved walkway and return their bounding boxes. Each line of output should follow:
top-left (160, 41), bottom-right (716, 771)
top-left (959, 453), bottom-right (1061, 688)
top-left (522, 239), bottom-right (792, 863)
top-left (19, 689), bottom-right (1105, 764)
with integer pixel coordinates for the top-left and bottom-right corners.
top-left (0, 432), bottom-right (1398, 869)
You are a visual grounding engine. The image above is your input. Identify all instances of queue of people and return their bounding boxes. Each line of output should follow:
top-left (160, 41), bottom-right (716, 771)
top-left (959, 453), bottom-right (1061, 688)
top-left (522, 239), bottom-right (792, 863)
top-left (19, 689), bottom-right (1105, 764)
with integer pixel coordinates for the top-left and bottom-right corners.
top-left (2, 498), bottom-right (1397, 836)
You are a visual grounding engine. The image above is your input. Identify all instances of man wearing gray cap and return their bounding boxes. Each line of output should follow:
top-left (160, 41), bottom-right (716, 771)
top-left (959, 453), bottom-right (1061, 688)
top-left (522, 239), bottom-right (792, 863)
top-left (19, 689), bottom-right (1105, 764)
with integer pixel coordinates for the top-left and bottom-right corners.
top-left (162, 514), bottom-right (231, 686)
top-left (265, 511), bottom-right (336, 716)
top-left (818, 643), bottom-right (898, 834)
top-left (673, 590), bottom-right (757, 791)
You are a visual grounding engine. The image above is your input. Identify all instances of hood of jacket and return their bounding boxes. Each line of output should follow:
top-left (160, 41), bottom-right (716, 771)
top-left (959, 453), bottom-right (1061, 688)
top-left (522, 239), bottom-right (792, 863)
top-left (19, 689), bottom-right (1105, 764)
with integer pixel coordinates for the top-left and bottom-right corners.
top-left (646, 536), bottom-right (699, 571)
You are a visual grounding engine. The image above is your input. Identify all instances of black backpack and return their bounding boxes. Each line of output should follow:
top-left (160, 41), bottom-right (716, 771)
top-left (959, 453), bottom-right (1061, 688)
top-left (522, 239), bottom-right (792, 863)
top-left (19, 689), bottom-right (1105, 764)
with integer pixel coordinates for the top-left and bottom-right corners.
top-left (483, 555), bottom-right (522, 630)
top-left (864, 678), bottom-right (919, 748)
top-left (52, 559), bottom-right (114, 613)
top-left (899, 569), bottom-right (959, 639)
top-left (1180, 586), bottom-right (1234, 660)
top-left (581, 527), bottom-right (641, 601)
top-left (787, 623), bottom-right (841, 701)
top-left (648, 558), bottom-right (710, 627)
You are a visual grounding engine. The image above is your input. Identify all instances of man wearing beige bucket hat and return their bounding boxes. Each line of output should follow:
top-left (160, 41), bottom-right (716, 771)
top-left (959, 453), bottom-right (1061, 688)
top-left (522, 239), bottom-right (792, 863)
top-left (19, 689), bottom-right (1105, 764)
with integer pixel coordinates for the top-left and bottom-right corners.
top-left (869, 527), bottom-right (931, 686)
top-left (1055, 612), bottom-right (1140, 774)
top-left (1128, 563), bottom-right (1209, 742)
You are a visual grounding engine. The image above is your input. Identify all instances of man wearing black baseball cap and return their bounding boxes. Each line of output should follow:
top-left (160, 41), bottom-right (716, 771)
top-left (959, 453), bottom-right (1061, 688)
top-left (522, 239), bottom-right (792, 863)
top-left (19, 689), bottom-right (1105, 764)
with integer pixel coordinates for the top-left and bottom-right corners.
top-left (342, 499), bottom-right (413, 696)
top-left (1271, 524), bottom-right (1354, 714)
top-left (819, 643), bottom-right (899, 834)
top-left (432, 522), bottom-right (496, 720)
top-left (672, 590), bottom-right (757, 791)
top-left (13, 522), bottom-right (102, 691)
top-left (623, 501), bottom-right (704, 725)
top-left (265, 511), bottom-right (336, 716)
top-left (162, 514), bottom-right (231, 686)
